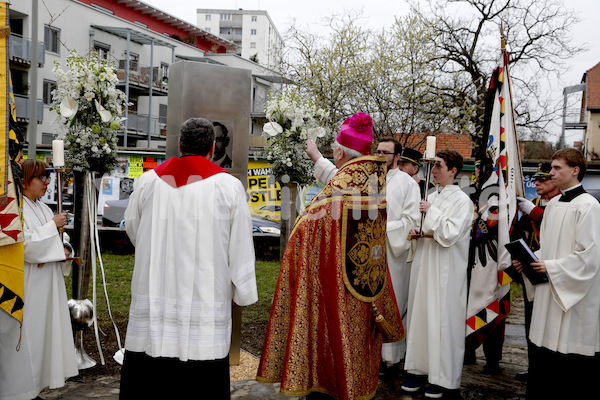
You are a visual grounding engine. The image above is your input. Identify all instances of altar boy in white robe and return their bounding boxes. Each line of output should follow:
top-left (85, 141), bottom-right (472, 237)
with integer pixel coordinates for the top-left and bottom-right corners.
top-left (120, 117), bottom-right (258, 399)
top-left (402, 150), bottom-right (473, 399)
top-left (513, 148), bottom-right (600, 400)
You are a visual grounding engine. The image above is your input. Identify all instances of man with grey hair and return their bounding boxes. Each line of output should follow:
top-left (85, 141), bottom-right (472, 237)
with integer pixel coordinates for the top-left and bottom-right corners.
top-left (258, 113), bottom-right (403, 400)
top-left (120, 117), bottom-right (257, 399)
top-left (307, 135), bottom-right (420, 377)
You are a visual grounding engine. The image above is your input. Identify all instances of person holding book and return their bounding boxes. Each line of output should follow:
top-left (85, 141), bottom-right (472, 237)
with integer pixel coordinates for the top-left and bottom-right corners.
top-left (511, 161), bottom-right (561, 382)
top-left (512, 148), bottom-right (600, 400)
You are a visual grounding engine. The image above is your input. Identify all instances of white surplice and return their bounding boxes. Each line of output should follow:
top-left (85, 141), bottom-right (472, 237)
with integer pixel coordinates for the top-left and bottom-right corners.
top-left (124, 169), bottom-right (257, 362)
top-left (0, 197), bottom-right (77, 400)
top-left (381, 168), bottom-right (420, 365)
top-left (526, 192), bottom-right (600, 356)
top-left (404, 185), bottom-right (473, 390)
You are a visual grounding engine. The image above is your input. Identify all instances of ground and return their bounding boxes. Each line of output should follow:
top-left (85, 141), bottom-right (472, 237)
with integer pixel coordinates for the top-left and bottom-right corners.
top-left (53, 298), bottom-right (528, 400)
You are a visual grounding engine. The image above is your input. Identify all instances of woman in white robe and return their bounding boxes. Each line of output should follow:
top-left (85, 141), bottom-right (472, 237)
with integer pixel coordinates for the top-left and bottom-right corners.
top-left (0, 159), bottom-right (78, 400)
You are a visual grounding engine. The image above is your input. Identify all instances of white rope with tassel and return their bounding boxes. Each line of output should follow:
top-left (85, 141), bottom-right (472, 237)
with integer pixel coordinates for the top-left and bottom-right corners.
top-left (86, 173), bottom-right (124, 365)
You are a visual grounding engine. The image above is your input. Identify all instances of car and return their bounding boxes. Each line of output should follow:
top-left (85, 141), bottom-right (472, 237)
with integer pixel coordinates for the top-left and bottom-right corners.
top-left (102, 199), bottom-right (129, 227)
top-left (253, 204), bottom-right (281, 222)
top-left (252, 215), bottom-right (280, 236)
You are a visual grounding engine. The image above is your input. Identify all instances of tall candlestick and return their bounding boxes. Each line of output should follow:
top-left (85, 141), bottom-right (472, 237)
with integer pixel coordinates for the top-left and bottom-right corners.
top-left (425, 136), bottom-right (436, 159)
top-left (52, 139), bottom-right (65, 167)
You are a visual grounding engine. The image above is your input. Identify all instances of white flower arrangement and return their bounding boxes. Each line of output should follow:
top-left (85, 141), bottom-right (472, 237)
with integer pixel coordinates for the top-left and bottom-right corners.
top-left (51, 50), bottom-right (127, 174)
top-left (262, 90), bottom-right (331, 185)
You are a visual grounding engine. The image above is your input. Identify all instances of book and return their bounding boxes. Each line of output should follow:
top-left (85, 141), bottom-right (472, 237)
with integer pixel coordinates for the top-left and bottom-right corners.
top-left (504, 239), bottom-right (549, 285)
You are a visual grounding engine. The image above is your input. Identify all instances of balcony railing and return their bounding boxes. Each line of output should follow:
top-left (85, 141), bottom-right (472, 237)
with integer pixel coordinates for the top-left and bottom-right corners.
top-left (564, 107), bottom-right (587, 128)
top-left (9, 33), bottom-right (45, 66)
top-left (117, 60), bottom-right (168, 91)
top-left (125, 111), bottom-right (164, 136)
top-left (14, 94), bottom-right (44, 123)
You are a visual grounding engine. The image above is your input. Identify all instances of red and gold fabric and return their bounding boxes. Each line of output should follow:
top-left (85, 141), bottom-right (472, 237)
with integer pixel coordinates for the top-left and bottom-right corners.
top-left (257, 156), bottom-right (403, 400)
top-left (0, 1), bottom-right (25, 324)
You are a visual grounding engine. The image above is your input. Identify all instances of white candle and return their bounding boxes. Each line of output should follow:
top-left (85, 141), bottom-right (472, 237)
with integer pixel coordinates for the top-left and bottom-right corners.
top-left (425, 136), bottom-right (436, 159)
top-left (52, 139), bottom-right (65, 167)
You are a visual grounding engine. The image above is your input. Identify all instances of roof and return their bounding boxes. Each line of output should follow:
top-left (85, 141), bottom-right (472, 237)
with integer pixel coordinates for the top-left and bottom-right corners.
top-left (402, 133), bottom-right (473, 159)
top-left (79, 0), bottom-right (239, 52)
top-left (586, 61), bottom-right (600, 109)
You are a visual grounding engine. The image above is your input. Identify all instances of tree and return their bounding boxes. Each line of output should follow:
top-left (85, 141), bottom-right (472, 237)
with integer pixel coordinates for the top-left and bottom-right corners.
top-left (408, 0), bottom-right (586, 151)
top-left (280, 12), bottom-right (446, 146)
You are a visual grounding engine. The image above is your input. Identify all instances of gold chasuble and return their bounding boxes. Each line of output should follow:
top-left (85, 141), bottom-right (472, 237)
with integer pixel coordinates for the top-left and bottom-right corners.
top-left (257, 156), bottom-right (403, 400)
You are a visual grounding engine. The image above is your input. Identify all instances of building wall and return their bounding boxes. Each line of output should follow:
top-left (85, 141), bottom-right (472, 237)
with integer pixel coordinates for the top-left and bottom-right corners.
top-left (586, 111), bottom-right (600, 159)
top-left (9, 0), bottom-right (240, 148)
top-left (197, 9), bottom-right (283, 69)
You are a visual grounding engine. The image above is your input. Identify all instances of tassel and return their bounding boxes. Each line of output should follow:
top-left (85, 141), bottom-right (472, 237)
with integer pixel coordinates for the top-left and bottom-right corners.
top-left (372, 303), bottom-right (394, 340)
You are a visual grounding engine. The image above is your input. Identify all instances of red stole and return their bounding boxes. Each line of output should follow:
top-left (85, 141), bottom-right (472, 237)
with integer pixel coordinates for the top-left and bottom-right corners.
top-left (154, 156), bottom-right (226, 188)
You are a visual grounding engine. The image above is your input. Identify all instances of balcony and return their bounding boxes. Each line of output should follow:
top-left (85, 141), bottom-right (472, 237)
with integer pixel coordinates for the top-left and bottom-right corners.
top-left (14, 94), bottom-right (43, 123)
top-left (116, 60), bottom-right (168, 95)
top-left (124, 111), bottom-right (165, 137)
top-left (564, 107), bottom-right (587, 129)
top-left (9, 33), bottom-right (45, 67)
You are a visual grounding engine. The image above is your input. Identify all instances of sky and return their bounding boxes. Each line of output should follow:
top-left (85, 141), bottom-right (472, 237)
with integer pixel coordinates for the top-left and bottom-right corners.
top-left (142, 0), bottom-right (600, 145)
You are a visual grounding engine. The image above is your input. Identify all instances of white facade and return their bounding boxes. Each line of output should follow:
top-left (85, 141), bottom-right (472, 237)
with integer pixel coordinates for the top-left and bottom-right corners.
top-left (196, 9), bottom-right (283, 69)
top-left (9, 0), bottom-right (284, 151)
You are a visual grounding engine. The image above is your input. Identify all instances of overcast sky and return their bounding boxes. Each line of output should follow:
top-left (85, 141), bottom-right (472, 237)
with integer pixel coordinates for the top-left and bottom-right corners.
top-left (142, 0), bottom-right (599, 144)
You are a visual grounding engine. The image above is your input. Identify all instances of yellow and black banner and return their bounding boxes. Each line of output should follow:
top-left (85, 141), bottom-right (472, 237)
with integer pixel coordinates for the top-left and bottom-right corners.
top-left (0, 1), bottom-right (24, 324)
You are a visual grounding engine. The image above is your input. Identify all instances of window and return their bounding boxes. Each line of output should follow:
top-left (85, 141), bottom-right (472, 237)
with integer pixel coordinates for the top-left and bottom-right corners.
top-left (44, 25), bottom-right (60, 54)
top-left (94, 41), bottom-right (110, 61)
top-left (205, 15), bottom-right (211, 21)
top-left (160, 62), bottom-right (169, 84)
top-left (220, 14), bottom-right (231, 21)
top-left (205, 27), bottom-right (211, 32)
top-left (159, 104), bottom-right (168, 125)
top-left (220, 28), bottom-right (232, 35)
top-left (251, 29), bottom-right (257, 35)
top-left (250, 42), bottom-right (256, 49)
top-left (251, 16), bottom-right (257, 22)
top-left (42, 80), bottom-right (56, 105)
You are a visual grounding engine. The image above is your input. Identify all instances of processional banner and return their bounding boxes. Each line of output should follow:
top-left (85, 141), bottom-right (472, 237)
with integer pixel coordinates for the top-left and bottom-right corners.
top-left (0, 1), bottom-right (25, 324)
top-left (466, 44), bottom-right (524, 341)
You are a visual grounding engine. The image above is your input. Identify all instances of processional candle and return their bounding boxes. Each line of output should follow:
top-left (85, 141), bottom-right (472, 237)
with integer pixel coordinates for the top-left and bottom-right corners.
top-left (52, 139), bottom-right (65, 167)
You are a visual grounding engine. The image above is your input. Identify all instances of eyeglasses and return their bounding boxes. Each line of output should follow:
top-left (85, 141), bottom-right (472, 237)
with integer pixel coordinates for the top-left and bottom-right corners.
top-left (376, 150), bottom-right (395, 156)
top-left (35, 174), bottom-right (51, 183)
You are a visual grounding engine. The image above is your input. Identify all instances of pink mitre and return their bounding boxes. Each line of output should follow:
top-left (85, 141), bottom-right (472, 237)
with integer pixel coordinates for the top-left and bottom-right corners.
top-left (336, 112), bottom-right (374, 155)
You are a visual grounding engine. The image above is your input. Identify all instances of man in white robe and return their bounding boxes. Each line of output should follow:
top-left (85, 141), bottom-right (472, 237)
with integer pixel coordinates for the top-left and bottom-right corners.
top-left (120, 118), bottom-right (258, 399)
top-left (306, 138), bottom-right (420, 372)
top-left (402, 150), bottom-right (474, 399)
top-left (514, 148), bottom-right (600, 400)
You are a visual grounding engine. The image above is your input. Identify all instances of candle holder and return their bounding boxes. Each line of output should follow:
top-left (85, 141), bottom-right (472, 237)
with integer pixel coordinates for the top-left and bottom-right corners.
top-left (46, 167), bottom-right (72, 238)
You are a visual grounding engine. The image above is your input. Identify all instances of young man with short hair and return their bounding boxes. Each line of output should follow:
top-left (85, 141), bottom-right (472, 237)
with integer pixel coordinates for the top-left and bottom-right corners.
top-left (402, 150), bottom-right (474, 399)
top-left (514, 148), bottom-right (600, 400)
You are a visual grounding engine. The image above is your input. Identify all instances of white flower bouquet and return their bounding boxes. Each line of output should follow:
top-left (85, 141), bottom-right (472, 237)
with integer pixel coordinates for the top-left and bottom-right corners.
top-left (51, 50), bottom-right (128, 174)
top-left (262, 90), bottom-right (330, 185)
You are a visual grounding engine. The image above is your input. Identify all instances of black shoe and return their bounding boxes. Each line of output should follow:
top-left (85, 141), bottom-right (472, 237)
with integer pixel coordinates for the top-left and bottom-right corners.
top-left (483, 362), bottom-right (501, 375)
top-left (515, 370), bottom-right (528, 382)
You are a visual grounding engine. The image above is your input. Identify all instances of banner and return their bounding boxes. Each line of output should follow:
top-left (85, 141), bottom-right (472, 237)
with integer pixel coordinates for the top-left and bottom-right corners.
top-left (466, 44), bottom-right (524, 342)
top-left (0, 1), bottom-right (25, 324)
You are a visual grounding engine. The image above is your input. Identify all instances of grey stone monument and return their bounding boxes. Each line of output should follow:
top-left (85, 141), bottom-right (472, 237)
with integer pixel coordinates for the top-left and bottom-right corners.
top-left (166, 60), bottom-right (251, 188)
top-left (166, 61), bottom-right (251, 365)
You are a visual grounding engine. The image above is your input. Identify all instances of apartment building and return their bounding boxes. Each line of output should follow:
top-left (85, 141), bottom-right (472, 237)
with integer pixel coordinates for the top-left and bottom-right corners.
top-left (197, 8), bottom-right (283, 69)
top-left (9, 0), bottom-right (285, 151)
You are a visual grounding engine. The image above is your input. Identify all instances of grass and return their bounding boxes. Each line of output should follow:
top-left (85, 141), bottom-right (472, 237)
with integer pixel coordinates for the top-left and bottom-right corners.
top-left (66, 252), bottom-right (279, 327)
top-left (67, 252), bottom-right (522, 330)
